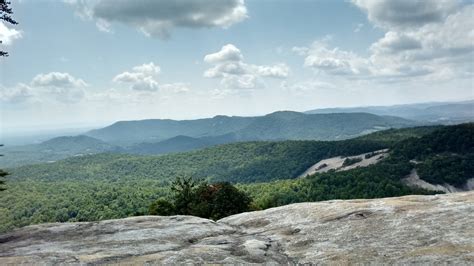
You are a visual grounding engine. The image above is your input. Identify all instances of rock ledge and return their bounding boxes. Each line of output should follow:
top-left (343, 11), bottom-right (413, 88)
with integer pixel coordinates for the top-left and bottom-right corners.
top-left (1, 192), bottom-right (473, 264)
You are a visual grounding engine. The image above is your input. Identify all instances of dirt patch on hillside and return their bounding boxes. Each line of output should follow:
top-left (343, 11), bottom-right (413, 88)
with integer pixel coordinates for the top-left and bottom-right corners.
top-left (298, 149), bottom-right (389, 178)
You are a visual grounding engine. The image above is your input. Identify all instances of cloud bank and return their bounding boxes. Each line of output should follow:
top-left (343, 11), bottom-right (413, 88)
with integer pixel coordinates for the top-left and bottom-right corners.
top-left (294, 0), bottom-right (473, 82)
top-left (67, 0), bottom-right (248, 38)
top-left (2, 72), bottom-right (88, 104)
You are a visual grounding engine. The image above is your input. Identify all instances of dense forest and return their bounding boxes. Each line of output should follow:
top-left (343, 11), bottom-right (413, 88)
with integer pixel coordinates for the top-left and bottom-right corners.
top-left (7, 139), bottom-right (387, 184)
top-left (0, 124), bottom-right (472, 232)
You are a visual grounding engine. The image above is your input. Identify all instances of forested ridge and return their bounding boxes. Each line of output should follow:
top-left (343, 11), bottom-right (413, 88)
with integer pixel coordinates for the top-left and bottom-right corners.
top-left (2, 111), bottom-right (420, 168)
top-left (7, 139), bottom-right (387, 183)
top-left (86, 111), bottom-right (418, 145)
top-left (1, 124), bottom-right (472, 232)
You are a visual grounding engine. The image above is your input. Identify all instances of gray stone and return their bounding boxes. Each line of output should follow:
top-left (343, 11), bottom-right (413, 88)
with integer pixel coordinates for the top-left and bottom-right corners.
top-left (1, 192), bottom-right (473, 264)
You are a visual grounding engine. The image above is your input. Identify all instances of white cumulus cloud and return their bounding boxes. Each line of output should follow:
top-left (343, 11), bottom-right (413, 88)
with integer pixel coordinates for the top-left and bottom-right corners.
top-left (113, 62), bottom-right (188, 93)
top-left (204, 44), bottom-right (290, 90)
top-left (113, 62), bottom-right (161, 91)
top-left (2, 72), bottom-right (88, 104)
top-left (204, 44), bottom-right (243, 63)
top-left (30, 72), bottom-right (87, 103)
top-left (32, 72), bottom-right (88, 88)
top-left (297, 40), bottom-right (370, 76)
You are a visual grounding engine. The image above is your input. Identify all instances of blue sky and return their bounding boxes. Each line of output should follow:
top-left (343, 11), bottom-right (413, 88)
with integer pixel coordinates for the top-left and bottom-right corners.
top-left (1, 0), bottom-right (473, 131)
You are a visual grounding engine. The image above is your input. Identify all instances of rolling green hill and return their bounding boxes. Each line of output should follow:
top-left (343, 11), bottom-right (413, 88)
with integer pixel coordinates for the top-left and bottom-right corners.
top-left (86, 111), bottom-right (419, 145)
top-left (7, 138), bottom-right (386, 184)
top-left (232, 111), bottom-right (417, 141)
top-left (1, 124), bottom-right (471, 233)
top-left (125, 134), bottom-right (237, 155)
top-left (242, 123), bottom-right (473, 208)
top-left (86, 115), bottom-right (256, 145)
top-left (2, 111), bottom-right (420, 167)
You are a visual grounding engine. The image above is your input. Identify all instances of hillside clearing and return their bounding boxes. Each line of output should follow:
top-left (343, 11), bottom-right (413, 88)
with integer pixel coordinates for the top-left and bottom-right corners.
top-left (298, 149), bottom-right (389, 178)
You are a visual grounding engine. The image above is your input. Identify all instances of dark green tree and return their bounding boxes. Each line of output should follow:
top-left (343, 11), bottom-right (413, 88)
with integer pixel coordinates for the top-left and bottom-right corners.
top-left (0, 169), bottom-right (7, 191)
top-left (0, 145), bottom-right (7, 191)
top-left (170, 176), bottom-right (199, 215)
top-left (148, 198), bottom-right (175, 216)
top-left (209, 182), bottom-right (252, 219)
top-left (1, 0), bottom-right (18, 57)
top-left (150, 177), bottom-right (252, 220)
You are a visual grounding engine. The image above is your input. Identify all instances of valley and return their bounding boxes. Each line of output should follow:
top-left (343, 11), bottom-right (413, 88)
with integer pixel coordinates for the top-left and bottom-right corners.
top-left (1, 111), bottom-right (420, 168)
top-left (1, 123), bottom-right (472, 233)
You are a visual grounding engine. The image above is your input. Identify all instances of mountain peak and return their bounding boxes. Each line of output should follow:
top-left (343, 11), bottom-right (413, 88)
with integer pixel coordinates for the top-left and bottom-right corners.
top-left (266, 110), bottom-right (305, 119)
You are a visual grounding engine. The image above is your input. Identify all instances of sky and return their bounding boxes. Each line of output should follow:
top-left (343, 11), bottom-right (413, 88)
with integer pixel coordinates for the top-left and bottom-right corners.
top-left (1, 0), bottom-right (473, 132)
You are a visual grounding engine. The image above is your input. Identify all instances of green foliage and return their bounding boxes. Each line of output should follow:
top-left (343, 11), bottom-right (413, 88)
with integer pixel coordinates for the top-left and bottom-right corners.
top-left (241, 159), bottom-right (436, 210)
top-left (149, 177), bottom-right (252, 220)
top-left (240, 124), bottom-right (474, 209)
top-left (171, 176), bottom-right (200, 215)
top-left (1, 144), bottom-right (8, 191)
top-left (1, 124), bottom-right (471, 233)
top-left (391, 123), bottom-right (474, 161)
top-left (148, 198), bottom-right (175, 216)
top-left (355, 126), bottom-right (442, 144)
top-left (8, 139), bottom-right (386, 184)
top-left (385, 123), bottom-right (474, 186)
top-left (200, 182), bottom-right (252, 220)
top-left (0, 179), bottom-right (170, 232)
top-left (416, 154), bottom-right (474, 186)
top-left (0, 169), bottom-right (7, 191)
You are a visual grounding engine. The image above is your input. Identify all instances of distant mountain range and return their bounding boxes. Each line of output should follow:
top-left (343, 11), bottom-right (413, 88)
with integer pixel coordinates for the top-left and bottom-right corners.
top-left (86, 111), bottom-right (419, 146)
top-left (5, 99), bottom-right (472, 168)
top-left (2, 111), bottom-right (420, 167)
top-left (306, 100), bottom-right (474, 124)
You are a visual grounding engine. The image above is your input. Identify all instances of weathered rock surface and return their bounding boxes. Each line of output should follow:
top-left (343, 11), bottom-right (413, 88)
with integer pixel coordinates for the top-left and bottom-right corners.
top-left (298, 149), bottom-right (389, 178)
top-left (1, 192), bottom-right (473, 264)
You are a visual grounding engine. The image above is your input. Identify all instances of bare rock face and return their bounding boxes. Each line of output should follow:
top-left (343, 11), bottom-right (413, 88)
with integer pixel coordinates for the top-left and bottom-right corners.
top-left (1, 192), bottom-right (473, 264)
top-left (402, 169), bottom-right (473, 193)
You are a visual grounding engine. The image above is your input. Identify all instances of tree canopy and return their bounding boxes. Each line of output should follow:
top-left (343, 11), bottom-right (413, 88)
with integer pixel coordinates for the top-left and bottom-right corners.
top-left (149, 177), bottom-right (252, 220)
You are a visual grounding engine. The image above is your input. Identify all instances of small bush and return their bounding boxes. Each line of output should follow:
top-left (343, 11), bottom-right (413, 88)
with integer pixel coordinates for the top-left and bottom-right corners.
top-left (342, 157), bottom-right (363, 167)
top-left (149, 198), bottom-right (175, 216)
top-left (317, 163), bottom-right (328, 170)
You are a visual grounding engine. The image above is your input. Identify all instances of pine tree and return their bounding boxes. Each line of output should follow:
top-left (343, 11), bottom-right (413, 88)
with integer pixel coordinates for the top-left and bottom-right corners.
top-left (1, 0), bottom-right (18, 56)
